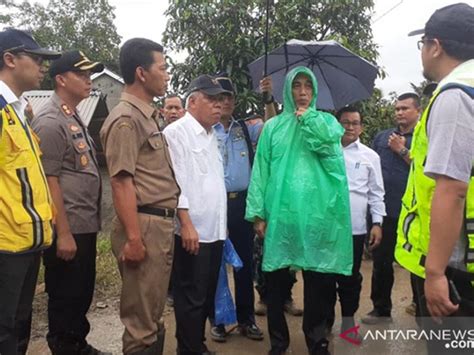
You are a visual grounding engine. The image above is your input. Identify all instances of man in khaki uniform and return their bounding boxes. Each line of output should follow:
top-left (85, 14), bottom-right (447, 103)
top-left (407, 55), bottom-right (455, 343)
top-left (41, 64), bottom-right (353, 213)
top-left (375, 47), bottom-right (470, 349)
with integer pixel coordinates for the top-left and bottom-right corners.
top-left (100, 38), bottom-right (180, 355)
top-left (32, 50), bottom-right (107, 355)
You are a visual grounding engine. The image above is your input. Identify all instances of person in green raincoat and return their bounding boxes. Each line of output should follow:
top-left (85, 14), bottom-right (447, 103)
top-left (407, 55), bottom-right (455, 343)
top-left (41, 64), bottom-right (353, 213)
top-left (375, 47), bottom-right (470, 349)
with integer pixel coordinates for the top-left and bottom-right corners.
top-left (245, 66), bottom-right (353, 355)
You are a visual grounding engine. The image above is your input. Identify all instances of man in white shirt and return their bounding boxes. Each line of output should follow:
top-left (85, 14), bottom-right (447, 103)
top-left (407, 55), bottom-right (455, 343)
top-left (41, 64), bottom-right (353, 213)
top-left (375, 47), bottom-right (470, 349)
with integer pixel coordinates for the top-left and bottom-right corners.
top-left (163, 75), bottom-right (230, 355)
top-left (328, 106), bottom-right (386, 338)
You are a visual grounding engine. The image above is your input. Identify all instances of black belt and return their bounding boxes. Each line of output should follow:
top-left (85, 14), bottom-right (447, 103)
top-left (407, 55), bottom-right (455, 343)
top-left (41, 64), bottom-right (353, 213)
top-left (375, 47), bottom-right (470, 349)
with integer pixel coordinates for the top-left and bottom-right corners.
top-left (137, 206), bottom-right (176, 218)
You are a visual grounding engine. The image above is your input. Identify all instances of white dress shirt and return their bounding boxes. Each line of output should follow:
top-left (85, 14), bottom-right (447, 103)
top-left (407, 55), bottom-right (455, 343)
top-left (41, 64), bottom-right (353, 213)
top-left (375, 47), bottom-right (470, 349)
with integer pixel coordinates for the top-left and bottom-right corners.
top-left (163, 112), bottom-right (227, 243)
top-left (343, 139), bottom-right (386, 235)
top-left (0, 80), bottom-right (27, 124)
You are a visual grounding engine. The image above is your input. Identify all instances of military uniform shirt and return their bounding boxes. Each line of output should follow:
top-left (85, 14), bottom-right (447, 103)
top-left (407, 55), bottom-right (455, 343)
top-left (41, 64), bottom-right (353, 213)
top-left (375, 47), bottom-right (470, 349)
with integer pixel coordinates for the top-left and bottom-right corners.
top-left (32, 93), bottom-right (101, 234)
top-left (100, 92), bottom-right (179, 210)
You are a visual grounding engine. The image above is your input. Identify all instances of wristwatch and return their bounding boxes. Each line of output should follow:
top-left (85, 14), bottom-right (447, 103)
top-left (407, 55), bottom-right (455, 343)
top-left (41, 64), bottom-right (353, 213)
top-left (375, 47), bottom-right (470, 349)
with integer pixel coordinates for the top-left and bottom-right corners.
top-left (263, 94), bottom-right (274, 105)
top-left (399, 147), bottom-right (409, 157)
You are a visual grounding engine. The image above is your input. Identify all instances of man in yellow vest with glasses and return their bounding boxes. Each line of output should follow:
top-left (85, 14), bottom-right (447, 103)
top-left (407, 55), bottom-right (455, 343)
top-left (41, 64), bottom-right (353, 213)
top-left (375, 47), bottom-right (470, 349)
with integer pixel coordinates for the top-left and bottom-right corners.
top-left (396, 3), bottom-right (474, 354)
top-left (0, 29), bottom-right (60, 354)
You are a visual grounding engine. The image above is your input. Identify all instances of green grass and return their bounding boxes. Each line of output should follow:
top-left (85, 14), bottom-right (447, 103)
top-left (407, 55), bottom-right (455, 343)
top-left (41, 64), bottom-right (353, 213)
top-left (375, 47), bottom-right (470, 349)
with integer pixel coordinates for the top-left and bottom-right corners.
top-left (95, 232), bottom-right (121, 298)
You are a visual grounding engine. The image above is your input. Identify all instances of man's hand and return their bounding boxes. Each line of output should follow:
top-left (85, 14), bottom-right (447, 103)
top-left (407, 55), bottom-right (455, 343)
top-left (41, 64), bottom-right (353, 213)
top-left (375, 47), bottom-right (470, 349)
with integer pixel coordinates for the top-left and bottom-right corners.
top-left (260, 76), bottom-right (273, 96)
top-left (180, 223), bottom-right (199, 255)
top-left (424, 273), bottom-right (459, 323)
top-left (368, 225), bottom-right (382, 250)
top-left (121, 238), bottom-right (146, 265)
top-left (56, 233), bottom-right (77, 261)
top-left (254, 218), bottom-right (267, 239)
top-left (295, 107), bottom-right (308, 118)
top-left (387, 133), bottom-right (406, 154)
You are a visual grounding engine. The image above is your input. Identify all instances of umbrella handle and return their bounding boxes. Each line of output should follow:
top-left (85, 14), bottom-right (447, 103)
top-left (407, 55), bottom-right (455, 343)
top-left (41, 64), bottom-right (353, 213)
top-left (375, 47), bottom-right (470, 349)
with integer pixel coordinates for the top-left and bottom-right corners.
top-left (262, 0), bottom-right (273, 104)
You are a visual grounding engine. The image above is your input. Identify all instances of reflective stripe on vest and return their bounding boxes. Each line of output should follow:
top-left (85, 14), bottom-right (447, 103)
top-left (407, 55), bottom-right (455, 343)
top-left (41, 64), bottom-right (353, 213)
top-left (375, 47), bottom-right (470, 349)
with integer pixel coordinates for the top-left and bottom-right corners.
top-left (0, 103), bottom-right (53, 253)
top-left (395, 84), bottom-right (474, 284)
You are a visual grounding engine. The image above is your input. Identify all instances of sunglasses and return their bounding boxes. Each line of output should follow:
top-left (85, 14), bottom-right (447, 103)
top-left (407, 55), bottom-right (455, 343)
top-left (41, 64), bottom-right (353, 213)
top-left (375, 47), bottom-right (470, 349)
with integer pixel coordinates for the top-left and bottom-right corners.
top-left (2, 46), bottom-right (44, 65)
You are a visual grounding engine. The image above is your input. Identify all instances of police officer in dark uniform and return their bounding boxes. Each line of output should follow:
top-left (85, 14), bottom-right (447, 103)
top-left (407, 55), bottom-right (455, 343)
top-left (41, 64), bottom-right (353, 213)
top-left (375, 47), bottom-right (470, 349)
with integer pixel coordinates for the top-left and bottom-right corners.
top-left (210, 73), bottom-right (265, 342)
top-left (32, 50), bottom-right (109, 355)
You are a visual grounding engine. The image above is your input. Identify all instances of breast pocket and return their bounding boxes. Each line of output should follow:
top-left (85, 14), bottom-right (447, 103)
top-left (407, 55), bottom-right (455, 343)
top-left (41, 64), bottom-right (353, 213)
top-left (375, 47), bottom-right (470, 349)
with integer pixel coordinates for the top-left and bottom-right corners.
top-left (148, 134), bottom-right (164, 151)
top-left (233, 138), bottom-right (248, 159)
top-left (191, 148), bottom-right (208, 175)
top-left (355, 162), bottom-right (370, 180)
top-left (3, 125), bottom-right (31, 169)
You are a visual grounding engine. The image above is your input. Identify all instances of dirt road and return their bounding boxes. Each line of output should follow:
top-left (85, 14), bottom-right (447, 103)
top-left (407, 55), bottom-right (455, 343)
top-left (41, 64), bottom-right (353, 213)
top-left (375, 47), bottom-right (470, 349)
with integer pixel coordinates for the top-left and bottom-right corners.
top-left (27, 260), bottom-right (426, 355)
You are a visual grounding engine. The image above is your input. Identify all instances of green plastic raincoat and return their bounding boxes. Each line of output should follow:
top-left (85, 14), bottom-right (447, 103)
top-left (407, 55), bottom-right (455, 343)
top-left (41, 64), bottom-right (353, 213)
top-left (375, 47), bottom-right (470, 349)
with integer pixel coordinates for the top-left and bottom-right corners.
top-left (245, 66), bottom-right (353, 274)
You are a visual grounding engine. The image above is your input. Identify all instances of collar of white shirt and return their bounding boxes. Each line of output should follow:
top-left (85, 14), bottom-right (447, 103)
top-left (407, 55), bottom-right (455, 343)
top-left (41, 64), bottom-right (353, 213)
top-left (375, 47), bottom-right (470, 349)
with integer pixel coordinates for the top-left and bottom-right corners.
top-left (186, 111), bottom-right (215, 137)
top-left (344, 138), bottom-right (361, 150)
top-left (0, 80), bottom-right (28, 124)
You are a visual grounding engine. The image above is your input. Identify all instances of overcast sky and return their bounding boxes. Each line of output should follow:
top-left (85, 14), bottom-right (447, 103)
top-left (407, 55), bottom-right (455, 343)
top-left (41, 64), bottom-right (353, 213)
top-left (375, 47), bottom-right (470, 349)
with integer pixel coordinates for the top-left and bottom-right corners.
top-left (7, 0), bottom-right (474, 96)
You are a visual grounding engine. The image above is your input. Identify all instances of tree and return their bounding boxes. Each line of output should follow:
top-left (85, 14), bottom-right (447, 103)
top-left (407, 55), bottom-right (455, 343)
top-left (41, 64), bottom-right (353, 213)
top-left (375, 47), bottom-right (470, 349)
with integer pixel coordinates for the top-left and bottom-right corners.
top-left (409, 79), bottom-right (436, 108)
top-left (1, 0), bottom-right (121, 78)
top-left (357, 88), bottom-right (395, 144)
top-left (163, 0), bottom-right (379, 116)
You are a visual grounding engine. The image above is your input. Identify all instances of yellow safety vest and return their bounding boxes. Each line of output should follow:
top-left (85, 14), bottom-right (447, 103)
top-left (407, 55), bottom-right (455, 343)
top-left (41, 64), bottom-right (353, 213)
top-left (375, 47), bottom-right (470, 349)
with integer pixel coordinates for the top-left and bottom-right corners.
top-left (395, 84), bottom-right (474, 281)
top-left (0, 98), bottom-right (53, 253)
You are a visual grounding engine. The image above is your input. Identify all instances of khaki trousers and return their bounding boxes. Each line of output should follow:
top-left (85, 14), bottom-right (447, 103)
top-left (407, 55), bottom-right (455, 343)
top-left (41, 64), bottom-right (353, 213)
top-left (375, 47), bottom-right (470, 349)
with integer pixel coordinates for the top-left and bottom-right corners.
top-left (111, 214), bottom-right (174, 354)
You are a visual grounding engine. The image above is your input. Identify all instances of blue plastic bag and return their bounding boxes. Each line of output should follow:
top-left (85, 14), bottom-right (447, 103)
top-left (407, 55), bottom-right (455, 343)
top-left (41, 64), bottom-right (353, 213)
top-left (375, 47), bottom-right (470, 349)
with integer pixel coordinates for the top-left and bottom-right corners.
top-left (214, 238), bottom-right (243, 325)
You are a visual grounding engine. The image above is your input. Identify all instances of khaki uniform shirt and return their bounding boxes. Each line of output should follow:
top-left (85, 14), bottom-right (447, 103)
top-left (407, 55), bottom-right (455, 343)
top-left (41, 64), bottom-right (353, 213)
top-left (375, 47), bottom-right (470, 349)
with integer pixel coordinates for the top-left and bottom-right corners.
top-left (32, 93), bottom-right (101, 234)
top-left (100, 92), bottom-right (179, 209)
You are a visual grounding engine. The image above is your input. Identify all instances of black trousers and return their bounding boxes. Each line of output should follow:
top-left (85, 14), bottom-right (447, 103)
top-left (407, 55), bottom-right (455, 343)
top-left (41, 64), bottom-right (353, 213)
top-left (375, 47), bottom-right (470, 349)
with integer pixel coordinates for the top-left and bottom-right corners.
top-left (370, 216), bottom-right (398, 316)
top-left (224, 191), bottom-right (255, 325)
top-left (43, 233), bottom-right (97, 354)
top-left (413, 270), bottom-right (474, 354)
top-left (254, 237), bottom-right (296, 304)
top-left (174, 237), bottom-right (223, 355)
top-left (0, 251), bottom-right (40, 355)
top-left (328, 234), bottom-right (365, 329)
top-left (265, 269), bottom-right (335, 354)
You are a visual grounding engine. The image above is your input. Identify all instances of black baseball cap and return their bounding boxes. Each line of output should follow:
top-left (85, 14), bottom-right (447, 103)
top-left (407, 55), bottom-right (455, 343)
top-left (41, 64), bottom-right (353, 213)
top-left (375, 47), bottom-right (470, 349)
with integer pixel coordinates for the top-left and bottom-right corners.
top-left (49, 50), bottom-right (104, 77)
top-left (408, 3), bottom-right (474, 45)
top-left (0, 28), bottom-right (61, 59)
top-left (214, 72), bottom-right (236, 95)
top-left (186, 74), bottom-right (231, 96)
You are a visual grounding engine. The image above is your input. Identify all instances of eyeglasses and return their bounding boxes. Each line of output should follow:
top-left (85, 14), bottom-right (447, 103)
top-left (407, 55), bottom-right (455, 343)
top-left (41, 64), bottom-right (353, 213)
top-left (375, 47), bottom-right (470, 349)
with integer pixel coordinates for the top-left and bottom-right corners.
top-left (340, 120), bottom-right (361, 127)
top-left (5, 50), bottom-right (44, 66)
top-left (17, 52), bottom-right (44, 65)
top-left (417, 38), bottom-right (433, 50)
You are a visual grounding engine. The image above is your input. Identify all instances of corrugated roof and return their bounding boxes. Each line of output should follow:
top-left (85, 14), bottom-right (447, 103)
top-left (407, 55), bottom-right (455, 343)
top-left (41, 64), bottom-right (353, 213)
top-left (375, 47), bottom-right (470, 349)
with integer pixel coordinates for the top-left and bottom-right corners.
top-left (24, 90), bottom-right (108, 126)
top-left (91, 68), bottom-right (124, 84)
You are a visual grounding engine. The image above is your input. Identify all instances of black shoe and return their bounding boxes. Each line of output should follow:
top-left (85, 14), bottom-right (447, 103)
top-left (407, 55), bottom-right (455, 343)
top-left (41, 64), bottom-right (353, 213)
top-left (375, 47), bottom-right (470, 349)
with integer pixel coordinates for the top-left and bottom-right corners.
top-left (313, 339), bottom-right (331, 355)
top-left (80, 344), bottom-right (112, 355)
top-left (239, 323), bottom-right (264, 341)
top-left (360, 309), bottom-right (392, 325)
top-left (210, 325), bottom-right (227, 343)
top-left (268, 348), bottom-right (286, 355)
